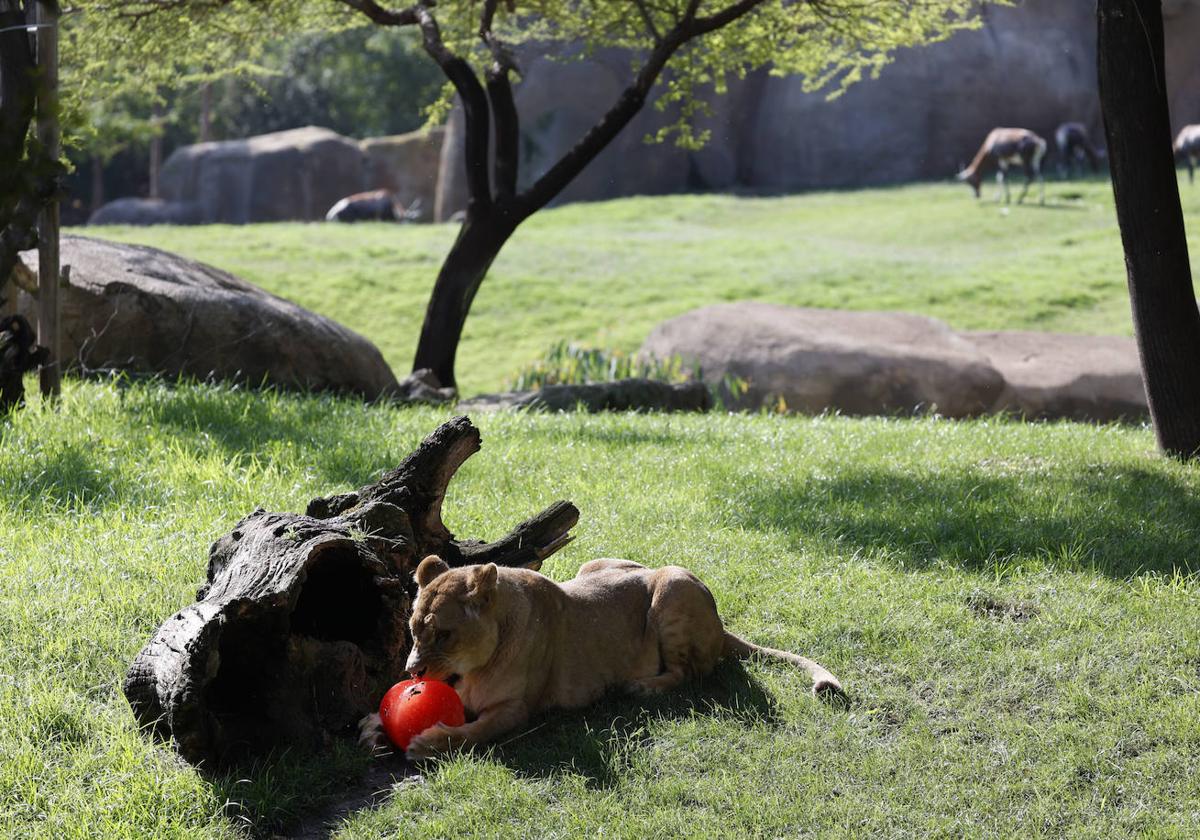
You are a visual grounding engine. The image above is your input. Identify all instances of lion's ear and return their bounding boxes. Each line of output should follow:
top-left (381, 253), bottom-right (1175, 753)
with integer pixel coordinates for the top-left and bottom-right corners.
top-left (467, 563), bottom-right (498, 605)
top-left (415, 555), bottom-right (450, 588)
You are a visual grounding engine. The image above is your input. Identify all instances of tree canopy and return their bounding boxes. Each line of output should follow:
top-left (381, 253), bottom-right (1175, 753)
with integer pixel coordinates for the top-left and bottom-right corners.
top-left (62, 0), bottom-right (978, 154)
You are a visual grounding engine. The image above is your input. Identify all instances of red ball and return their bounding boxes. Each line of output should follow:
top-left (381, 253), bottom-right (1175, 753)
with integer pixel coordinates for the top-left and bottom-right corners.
top-left (378, 678), bottom-right (466, 751)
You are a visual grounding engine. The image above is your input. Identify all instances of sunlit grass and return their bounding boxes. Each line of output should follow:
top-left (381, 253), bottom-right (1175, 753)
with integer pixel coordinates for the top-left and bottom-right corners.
top-left (85, 176), bottom-right (1193, 396)
top-left (3, 378), bottom-right (1199, 836)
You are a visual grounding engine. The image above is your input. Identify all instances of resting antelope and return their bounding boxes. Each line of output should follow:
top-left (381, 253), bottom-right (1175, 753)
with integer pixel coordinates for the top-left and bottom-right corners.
top-left (1054, 122), bottom-right (1103, 178)
top-left (1174, 125), bottom-right (1200, 184)
top-left (957, 127), bottom-right (1047, 205)
top-left (325, 190), bottom-right (422, 223)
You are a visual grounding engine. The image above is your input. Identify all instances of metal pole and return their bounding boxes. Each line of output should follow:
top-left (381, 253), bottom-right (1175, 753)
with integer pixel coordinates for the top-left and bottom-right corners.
top-left (36, 0), bottom-right (60, 398)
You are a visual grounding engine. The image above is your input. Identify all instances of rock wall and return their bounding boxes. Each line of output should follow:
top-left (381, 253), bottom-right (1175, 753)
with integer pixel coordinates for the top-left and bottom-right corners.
top-left (433, 0), bottom-right (1200, 214)
top-left (158, 126), bottom-right (369, 224)
top-left (362, 127), bottom-right (444, 221)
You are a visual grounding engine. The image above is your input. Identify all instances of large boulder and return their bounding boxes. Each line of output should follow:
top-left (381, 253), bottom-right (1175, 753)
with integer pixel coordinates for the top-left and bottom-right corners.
top-left (964, 331), bottom-right (1146, 422)
top-left (152, 126), bottom-right (369, 224)
top-left (361, 127), bottom-right (444, 222)
top-left (640, 303), bottom-right (1006, 418)
top-left (16, 236), bottom-right (399, 399)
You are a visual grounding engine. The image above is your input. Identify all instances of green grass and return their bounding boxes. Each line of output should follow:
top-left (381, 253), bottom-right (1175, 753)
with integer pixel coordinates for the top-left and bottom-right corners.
top-left (8, 181), bottom-right (1200, 836)
top-left (3, 379), bottom-right (1200, 837)
top-left (84, 176), bottom-right (1200, 396)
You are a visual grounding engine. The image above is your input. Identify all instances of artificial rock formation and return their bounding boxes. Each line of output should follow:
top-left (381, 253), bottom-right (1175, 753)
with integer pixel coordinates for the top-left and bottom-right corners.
top-left (124, 417), bottom-right (579, 765)
top-left (16, 236), bottom-right (399, 398)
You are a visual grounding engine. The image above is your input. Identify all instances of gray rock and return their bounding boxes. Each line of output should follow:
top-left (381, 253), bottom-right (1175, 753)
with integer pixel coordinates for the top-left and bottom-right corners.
top-left (640, 303), bottom-right (1005, 418)
top-left (87, 198), bottom-right (203, 226)
top-left (156, 126), bottom-right (369, 224)
top-left (458, 379), bottom-right (711, 413)
top-left (16, 235), bottom-right (399, 399)
top-left (361, 128), bottom-right (444, 222)
top-left (965, 331), bottom-right (1147, 422)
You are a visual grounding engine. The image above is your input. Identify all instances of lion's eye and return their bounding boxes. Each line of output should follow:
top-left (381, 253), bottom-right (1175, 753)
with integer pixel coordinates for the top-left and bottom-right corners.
top-left (437, 630), bottom-right (452, 644)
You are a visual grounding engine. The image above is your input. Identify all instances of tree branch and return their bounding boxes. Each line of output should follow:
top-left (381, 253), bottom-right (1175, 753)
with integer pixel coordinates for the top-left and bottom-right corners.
top-left (334, 0), bottom-right (418, 26)
top-left (417, 8), bottom-right (493, 210)
top-left (511, 0), bottom-right (771, 218)
top-left (686, 0), bottom-right (768, 36)
top-left (337, 0), bottom-right (493, 210)
top-left (633, 0), bottom-right (663, 43)
top-left (514, 34), bottom-right (683, 217)
top-left (486, 67), bottom-right (519, 199)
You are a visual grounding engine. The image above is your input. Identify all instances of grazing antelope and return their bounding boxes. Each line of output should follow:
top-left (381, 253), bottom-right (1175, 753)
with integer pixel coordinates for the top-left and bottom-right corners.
top-left (1054, 122), bottom-right (1103, 178)
top-left (957, 127), bottom-right (1047, 204)
top-left (1174, 125), bottom-right (1200, 184)
top-left (325, 189), bottom-right (420, 223)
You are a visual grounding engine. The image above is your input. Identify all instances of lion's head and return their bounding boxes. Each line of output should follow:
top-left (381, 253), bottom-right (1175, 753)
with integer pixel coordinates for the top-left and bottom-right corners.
top-left (405, 555), bottom-right (500, 682)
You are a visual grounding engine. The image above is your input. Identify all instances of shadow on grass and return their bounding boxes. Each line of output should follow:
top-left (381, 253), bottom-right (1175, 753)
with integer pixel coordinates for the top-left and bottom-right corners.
top-left (0, 442), bottom-right (127, 511)
top-left (488, 659), bottom-right (780, 789)
top-left (720, 466), bottom-right (1200, 577)
top-left (138, 383), bottom-right (412, 487)
top-left (202, 661), bottom-right (779, 837)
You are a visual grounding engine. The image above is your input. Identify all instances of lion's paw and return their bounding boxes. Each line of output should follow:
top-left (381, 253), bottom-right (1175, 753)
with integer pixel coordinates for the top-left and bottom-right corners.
top-left (357, 712), bottom-right (389, 753)
top-left (405, 723), bottom-right (459, 762)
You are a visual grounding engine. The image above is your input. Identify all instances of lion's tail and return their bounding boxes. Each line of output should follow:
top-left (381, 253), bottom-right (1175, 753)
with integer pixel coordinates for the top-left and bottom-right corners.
top-left (724, 631), bottom-right (845, 702)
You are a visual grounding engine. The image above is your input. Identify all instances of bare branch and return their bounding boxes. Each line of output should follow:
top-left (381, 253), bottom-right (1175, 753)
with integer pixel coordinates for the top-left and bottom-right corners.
top-left (632, 0), bottom-right (662, 42)
top-left (334, 0), bottom-right (418, 26)
top-left (393, 6), bottom-right (493, 210)
top-left (686, 0), bottom-right (769, 36)
top-left (479, 0), bottom-right (499, 38)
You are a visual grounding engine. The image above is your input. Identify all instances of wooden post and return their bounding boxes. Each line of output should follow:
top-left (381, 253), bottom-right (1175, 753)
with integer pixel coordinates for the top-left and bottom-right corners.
top-left (35, 0), bottom-right (60, 399)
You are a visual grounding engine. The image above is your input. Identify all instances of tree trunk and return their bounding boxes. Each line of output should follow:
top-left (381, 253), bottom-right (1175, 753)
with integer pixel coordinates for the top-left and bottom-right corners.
top-left (410, 212), bottom-right (515, 389)
top-left (149, 102), bottom-right (163, 199)
top-left (35, 0), bottom-right (59, 400)
top-left (90, 156), bottom-right (104, 214)
top-left (1098, 0), bottom-right (1200, 458)
top-left (124, 417), bottom-right (579, 765)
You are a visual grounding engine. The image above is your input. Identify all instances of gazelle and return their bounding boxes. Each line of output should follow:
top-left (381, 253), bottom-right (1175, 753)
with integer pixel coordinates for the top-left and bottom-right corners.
top-left (1173, 125), bottom-right (1200, 184)
top-left (1054, 122), bottom-right (1103, 178)
top-left (957, 127), bottom-right (1047, 204)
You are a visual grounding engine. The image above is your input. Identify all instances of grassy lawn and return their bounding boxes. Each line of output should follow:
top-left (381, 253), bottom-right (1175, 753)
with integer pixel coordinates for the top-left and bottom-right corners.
top-left (85, 176), bottom-right (1200, 397)
top-left (2, 380), bottom-right (1199, 837)
top-left (5, 181), bottom-right (1198, 836)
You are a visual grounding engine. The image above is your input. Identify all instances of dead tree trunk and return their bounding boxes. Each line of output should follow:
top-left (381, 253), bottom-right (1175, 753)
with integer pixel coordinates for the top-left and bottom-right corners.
top-left (123, 416), bottom-right (578, 765)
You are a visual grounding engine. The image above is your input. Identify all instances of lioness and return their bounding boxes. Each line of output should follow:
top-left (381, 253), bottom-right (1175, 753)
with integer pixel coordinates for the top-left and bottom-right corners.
top-left (363, 555), bottom-right (844, 760)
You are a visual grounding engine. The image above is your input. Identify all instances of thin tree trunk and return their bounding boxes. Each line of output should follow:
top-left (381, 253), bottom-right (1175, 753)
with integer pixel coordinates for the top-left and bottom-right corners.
top-left (410, 212), bottom-right (514, 388)
top-left (199, 82), bottom-right (212, 143)
top-left (90, 156), bottom-right (104, 213)
top-left (35, 0), bottom-right (60, 399)
top-left (1098, 0), bottom-right (1200, 457)
top-left (149, 102), bottom-right (163, 199)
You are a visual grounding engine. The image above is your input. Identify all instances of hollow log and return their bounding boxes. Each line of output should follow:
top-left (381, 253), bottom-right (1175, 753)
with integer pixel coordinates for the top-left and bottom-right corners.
top-left (123, 416), bottom-right (578, 765)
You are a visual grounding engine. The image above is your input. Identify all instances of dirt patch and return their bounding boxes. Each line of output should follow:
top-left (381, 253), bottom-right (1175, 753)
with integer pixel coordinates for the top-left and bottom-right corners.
top-left (966, 591), bottom-right (1040, 622)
